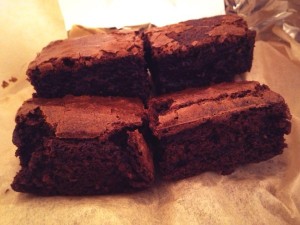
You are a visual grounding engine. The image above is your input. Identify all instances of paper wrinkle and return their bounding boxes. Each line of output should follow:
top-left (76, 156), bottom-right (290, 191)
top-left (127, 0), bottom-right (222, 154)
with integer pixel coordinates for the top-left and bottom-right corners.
top-left (1, 1), bottom-right (300, 225)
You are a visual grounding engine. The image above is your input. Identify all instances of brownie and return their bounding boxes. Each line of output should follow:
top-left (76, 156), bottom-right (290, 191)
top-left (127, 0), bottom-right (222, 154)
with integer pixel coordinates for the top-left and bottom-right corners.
top-left (143, 14), bottom-right (256, 94)
top-left (11, 96), bottom-right (154, 195)
top-left (148, 81), bottom-right (291, 180)
top-left (27, 31), bottom-right (151, 101)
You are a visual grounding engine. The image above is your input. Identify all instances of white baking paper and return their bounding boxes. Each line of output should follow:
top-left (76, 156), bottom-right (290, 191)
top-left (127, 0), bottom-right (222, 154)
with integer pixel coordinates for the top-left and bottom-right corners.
top-left (58, 0), bottom-right (225, 29)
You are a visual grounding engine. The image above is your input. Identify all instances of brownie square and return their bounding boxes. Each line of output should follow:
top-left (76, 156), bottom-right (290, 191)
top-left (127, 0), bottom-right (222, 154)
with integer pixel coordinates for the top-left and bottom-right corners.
top-left (144, 15), bottom-right (256, 94)
top-left (11, 96), bottom-right (154, 195)
top-left (27, 31), bottom-right (151, 101)
top-left (148, 81), bottom-right (291, 180)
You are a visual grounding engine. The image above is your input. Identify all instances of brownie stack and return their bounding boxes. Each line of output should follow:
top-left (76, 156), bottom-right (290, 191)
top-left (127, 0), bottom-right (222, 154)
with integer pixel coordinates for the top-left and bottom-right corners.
top-left (11, 14), bottom-right (291, 195)
top-left (12, 32), bottom-right (155, 195)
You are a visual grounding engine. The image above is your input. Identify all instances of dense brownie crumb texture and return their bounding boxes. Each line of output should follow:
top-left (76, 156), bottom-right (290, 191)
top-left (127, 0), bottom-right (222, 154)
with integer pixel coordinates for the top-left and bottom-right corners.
top-left (12, 96), bottom-right (154, 195)
top-left (148, 81), bottom-right (291, 180)
top-left (143, 14), bottom-right (256, 94)
top-left (27, 31), bottom-right (151, 101)
top-left (11, 14), bottom-right (291, 196)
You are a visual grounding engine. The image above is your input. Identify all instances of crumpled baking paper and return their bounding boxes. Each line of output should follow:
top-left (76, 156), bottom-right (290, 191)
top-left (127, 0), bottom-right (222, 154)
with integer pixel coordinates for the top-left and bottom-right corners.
top-left (0, 1), bottom-right (300, 225)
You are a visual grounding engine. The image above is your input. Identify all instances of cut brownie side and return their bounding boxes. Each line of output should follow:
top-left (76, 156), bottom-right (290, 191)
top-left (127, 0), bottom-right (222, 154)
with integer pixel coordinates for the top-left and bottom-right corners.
top-left (144, 14), bottom-right (256, 95)
top-left (148, 81), bottom-right (291, 180)
top-left (27, 32), bottom-right (151, 101)
top-left (11, 96), bottom-right (154, 195)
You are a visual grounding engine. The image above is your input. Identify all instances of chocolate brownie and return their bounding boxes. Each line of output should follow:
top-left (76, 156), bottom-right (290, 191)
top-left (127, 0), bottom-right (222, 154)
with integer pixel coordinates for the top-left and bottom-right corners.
top-left (148, 81), bottom-right (291, 180)
top-left (11, 96), bottom-right (154, 195)
top-left (27, 31), bottom-right (151, 101)
top-left (143, 14), bottom-right (256, 94)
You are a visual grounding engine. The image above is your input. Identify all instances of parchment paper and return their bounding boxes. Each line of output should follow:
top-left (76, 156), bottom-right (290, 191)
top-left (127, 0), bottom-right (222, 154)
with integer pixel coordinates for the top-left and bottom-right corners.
top-left (0, 1), bottom-right (300, 225)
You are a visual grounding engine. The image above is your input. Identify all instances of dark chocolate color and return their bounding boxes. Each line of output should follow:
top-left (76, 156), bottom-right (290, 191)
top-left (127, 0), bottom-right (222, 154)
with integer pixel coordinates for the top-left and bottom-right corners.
top-left (148, 81), bottom-right (291, 180)
top-left (11, 96), bottom-right (154, 195)
top-left (27, 32), bottom-right (151, 101)
top-left (143, 14), bottom-right (256, 94)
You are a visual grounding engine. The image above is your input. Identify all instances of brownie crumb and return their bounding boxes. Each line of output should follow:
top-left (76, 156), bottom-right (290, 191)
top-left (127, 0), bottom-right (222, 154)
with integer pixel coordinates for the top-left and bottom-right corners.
top-left (2, 80), bottom-right (9, 88)
top-left (9, 76), bottom-right (18, 82)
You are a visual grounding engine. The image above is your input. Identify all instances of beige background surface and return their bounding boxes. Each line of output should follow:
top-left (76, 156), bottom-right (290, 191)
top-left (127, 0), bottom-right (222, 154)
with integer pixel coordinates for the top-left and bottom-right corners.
top-left (0, 1), bottom-right (300, 225)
